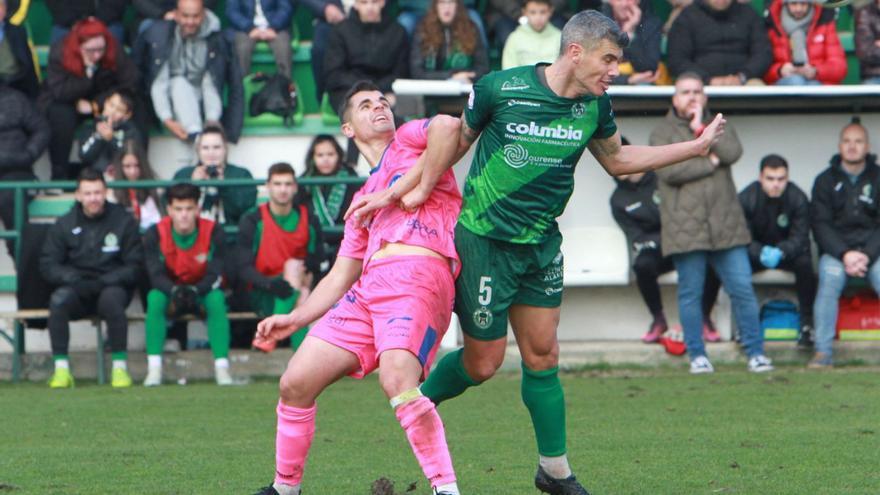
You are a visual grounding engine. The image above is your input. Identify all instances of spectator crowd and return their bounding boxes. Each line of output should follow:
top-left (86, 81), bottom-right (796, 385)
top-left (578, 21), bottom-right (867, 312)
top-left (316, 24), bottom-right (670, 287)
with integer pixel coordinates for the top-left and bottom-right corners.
top-left (0, 0), bottom-right (878, 385)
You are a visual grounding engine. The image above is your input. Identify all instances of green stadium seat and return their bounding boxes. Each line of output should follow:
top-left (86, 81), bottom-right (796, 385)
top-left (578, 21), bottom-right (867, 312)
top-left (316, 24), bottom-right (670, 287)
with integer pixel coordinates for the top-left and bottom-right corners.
top-left (321, 93), bottom-right (340, 126)
top-left (28, 196), bottom-right (75, 218)
top-left (0, 275), bottom-right (16, 293)
top-left (25, 0), bottom-right (52, 46)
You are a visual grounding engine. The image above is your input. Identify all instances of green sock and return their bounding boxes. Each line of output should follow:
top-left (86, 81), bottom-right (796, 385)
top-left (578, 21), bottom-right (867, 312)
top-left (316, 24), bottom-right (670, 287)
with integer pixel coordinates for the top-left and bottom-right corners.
top-left (420, 348), bottom-right (481, 405)
top-left (203, 289), bottom-right (231, 359)
top-left (111, 351), bottom-right (127, 361)
top-left (521, 362), bottom-right (566, 457)
top-left (145, 289), bottom-right (170, 355)
top-left (53, 354), bottom-right (69, 361)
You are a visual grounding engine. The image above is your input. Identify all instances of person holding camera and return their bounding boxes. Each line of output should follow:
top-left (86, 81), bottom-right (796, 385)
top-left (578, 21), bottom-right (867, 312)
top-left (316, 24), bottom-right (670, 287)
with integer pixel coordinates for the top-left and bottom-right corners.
top-left (172, 125), bottom-right (257, 228)
top-left (237, 162), bottom-right (324, 352)
top-left (142, 182), bottom-right (233, 386)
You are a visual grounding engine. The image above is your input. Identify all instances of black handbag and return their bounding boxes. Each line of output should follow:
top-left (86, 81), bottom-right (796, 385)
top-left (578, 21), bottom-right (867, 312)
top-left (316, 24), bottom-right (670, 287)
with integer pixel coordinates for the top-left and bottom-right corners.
top-left (249, 72), bottom-right (298, 126)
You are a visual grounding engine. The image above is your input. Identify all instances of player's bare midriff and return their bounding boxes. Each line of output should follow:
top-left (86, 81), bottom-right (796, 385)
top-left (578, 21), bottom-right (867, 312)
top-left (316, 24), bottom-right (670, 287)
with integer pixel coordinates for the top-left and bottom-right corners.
top-left (371, 242), bottom-right (447, 262)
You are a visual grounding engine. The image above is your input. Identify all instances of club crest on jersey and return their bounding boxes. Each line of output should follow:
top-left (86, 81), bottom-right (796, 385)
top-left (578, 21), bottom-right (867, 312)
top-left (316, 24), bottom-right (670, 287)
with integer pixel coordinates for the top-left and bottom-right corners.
top-left (473, 306), bottom-right (493, 329)
top-left (503, 144), bottom-right (529, 168)
top-left (195, 253), bottom-right (208, 264)
top-left (501, 76), bottom-right (529, 91)
top-left (571, 102), bottom-right (586, 118)
top-left (101, 232), bottom-right (119, 253)
top-left (777, 213), bottom-right (789, 228)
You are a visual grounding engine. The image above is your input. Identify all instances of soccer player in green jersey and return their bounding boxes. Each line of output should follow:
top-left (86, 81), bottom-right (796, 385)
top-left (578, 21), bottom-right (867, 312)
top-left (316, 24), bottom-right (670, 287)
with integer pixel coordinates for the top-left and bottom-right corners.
top-left (348, 10), bottom-right (727, 495)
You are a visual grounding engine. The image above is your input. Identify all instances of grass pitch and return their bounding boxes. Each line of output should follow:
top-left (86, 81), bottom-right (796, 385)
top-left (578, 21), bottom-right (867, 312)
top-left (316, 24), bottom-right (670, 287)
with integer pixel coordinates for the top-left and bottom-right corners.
top-left (1, 367), bottom-right (879, 494)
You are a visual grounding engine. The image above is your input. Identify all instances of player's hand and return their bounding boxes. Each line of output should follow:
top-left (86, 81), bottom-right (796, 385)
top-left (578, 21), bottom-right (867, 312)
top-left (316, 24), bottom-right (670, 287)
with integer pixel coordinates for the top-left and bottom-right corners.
top-left (400, 184), bottom-right (430, 212)
top-left (96, 120), bottom-right (114, 140)
top-left (77, 99), bottom-right (94, 115)
top-left (696, 113), bottom-right (725, 156)
top-left (627, 70), bottom-right (657, 85)
top-left (163, 119), bottom-right (189, 140)
top-left (344, 189), bottom-right (397, 225)
top-left (256, 313), bottom-right (303, 342)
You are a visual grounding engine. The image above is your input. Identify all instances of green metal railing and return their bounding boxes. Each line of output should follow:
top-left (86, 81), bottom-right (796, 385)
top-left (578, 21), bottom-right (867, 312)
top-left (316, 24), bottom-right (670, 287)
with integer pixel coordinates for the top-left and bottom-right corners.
top-left (0, 176), bottom-right (367, 264)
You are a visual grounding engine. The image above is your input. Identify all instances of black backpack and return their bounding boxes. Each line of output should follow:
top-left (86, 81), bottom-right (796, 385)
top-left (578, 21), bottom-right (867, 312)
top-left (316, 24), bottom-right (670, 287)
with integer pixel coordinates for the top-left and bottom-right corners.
top-left (249, 72), bottom-right (298, 126)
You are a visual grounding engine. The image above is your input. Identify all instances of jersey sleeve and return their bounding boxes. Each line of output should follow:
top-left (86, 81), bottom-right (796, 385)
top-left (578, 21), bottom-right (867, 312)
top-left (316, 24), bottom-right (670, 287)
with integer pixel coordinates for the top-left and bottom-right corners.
top-left (336, 191), bottom-right (369, 260)
top-left (464, 72), bottom-right (495, 133)
top-left (394, 118), bottom-right (431, 152)
top-left (591, 93), bottom-right (618, 140)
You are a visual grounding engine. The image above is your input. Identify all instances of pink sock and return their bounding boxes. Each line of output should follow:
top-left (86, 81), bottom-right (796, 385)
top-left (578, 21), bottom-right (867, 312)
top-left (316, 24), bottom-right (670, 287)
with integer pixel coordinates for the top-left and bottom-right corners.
top-left (395, 396), bottom-right (456, 487)
top-left (274, 400), bottom-right (317, 487)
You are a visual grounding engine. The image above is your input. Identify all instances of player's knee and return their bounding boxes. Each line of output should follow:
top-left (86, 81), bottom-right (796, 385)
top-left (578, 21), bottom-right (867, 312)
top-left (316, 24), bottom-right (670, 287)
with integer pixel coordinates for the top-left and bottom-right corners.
top-left (522, 343), bottom-right (560, 371)
top-left (378, 355), bottom-right (420, 398)
top-left (465, 355), bottom-right (502, 382)
top-left (279, 370), bottom-right (313, 404)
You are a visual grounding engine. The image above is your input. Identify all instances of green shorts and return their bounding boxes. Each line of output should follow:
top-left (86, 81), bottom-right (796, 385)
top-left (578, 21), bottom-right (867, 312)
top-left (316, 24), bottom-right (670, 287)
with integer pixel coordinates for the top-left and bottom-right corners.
top-left (454, 224), bottom-right (564, 341)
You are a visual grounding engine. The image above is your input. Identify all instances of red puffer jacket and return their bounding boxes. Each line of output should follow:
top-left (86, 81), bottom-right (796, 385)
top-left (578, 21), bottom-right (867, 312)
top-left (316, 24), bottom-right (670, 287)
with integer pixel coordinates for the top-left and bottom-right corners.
top-left (764, 0), bottom-right (847, 84)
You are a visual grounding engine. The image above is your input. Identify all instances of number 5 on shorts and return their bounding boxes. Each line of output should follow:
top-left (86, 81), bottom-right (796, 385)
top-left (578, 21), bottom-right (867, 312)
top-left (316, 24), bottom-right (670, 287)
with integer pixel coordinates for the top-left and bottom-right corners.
top-left (478, 276), bottom-right (493, 306)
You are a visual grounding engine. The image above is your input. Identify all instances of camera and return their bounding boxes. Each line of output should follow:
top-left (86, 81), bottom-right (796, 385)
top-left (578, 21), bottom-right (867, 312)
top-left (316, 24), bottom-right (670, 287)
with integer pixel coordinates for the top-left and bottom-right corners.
top-left (206, 164), bottom-right (219, 178)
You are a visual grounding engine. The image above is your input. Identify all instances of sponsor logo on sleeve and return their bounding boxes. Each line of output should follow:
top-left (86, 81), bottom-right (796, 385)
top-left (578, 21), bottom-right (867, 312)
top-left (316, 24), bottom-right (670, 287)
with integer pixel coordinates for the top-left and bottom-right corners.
top-left (501, 76), bottom-right (530, 91)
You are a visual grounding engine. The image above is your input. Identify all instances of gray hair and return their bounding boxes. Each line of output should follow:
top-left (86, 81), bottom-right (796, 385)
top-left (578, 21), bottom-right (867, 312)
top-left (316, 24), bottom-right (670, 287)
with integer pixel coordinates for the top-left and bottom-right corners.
top-left (560, 10), bottom-right (629, 55)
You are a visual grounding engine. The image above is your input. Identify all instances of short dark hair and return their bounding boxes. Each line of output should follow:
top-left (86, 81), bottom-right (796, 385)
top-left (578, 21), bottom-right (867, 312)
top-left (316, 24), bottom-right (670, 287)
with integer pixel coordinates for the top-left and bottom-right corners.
top-left (267, 162), bottom-right (297, 181)
top-left (77, 168), bottom-right (106, 186)
top-left (760, 154), bottom-right (788, 172)
top-left (166, 182), bottom-right (201, 204)
top-left (560, 10), bottom-right (629, 55)
top-left (198, 123), bottom-right (228, 144)
top-left (675, 71), bottom-right (704, 84)
top-left (103, 89), bottom-right (135, 114)
top-left (338, 80), bottom-right (383, 123)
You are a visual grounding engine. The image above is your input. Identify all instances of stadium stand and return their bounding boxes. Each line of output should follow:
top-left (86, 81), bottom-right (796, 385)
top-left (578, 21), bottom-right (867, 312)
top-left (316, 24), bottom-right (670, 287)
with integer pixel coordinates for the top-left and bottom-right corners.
top-left (1, 0), bottom-right (878, 380)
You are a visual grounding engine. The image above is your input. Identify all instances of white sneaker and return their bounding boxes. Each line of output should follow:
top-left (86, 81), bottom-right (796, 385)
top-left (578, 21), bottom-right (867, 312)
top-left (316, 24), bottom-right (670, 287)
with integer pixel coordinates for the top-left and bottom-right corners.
top-left (215, 366), bottom-right (233, 386)
top-left (689, 356), bottom-right (715, 374)
top-left (143, 367), bottom-right (162, 387)
top-left (747, 355), bottom-right (774, 373)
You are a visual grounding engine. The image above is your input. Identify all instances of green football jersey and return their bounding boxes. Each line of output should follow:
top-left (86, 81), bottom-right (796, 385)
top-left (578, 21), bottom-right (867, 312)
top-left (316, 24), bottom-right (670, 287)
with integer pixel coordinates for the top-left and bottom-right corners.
top-left (460, 64), bottom-right (618, 244)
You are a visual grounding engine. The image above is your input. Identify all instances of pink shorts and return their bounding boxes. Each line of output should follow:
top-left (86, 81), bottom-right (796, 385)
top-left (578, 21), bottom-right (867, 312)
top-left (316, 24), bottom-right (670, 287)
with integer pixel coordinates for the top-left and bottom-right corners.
top-left (309, 255), bottom-right (455, 380)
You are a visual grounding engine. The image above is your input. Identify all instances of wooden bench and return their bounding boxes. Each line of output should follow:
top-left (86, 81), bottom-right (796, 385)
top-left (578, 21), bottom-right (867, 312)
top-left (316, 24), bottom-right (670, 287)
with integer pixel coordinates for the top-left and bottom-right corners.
top-left (0, 309), bottom-right (259, 384)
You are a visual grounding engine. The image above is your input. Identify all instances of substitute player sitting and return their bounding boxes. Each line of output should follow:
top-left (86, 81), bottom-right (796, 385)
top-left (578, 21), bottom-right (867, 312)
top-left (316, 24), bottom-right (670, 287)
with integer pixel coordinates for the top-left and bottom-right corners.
top-left (349, 10), bottom-right (728, 495)
top-left (251, 81), bottom-right (465, 495)
top-left (142, 183), bottom-right (232, 386)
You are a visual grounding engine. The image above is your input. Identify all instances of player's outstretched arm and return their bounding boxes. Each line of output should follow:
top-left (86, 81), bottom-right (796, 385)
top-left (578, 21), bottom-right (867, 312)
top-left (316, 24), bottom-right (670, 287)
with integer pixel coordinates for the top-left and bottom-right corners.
top-left (589, 114), bottom-right (726, 176)
top-left (255, 256), bottom-right (363, 342)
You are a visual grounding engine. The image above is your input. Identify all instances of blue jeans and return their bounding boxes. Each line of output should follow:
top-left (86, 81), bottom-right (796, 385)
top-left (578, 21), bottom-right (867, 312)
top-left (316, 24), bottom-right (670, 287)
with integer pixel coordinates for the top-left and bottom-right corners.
top-left (863, 77), bottom-right (880, 84)
top-left (673, 246), bottom-right (764, 359)
top-left (813, 254), bottom-right (880, 356)
top-left (775, 74), bottom-right (821, 86)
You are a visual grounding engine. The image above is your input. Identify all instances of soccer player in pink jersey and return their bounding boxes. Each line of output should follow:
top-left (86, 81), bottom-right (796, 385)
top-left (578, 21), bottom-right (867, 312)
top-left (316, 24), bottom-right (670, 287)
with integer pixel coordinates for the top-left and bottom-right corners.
top-left (251, 81), bottom-right (465, 495)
